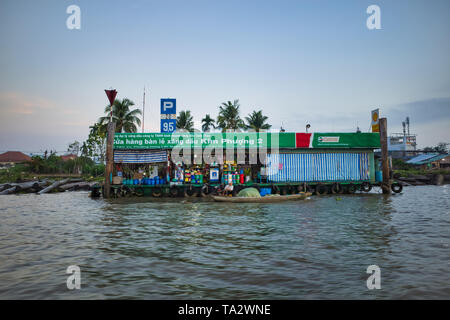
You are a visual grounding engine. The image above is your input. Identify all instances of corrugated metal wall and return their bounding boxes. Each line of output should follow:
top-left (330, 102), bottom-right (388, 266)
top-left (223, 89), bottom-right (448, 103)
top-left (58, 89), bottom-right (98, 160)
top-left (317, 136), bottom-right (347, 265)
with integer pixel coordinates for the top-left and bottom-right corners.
top-left (114, 150), bottom-right (167, 163)
top-left (265, 152), bottom-right (370, 182)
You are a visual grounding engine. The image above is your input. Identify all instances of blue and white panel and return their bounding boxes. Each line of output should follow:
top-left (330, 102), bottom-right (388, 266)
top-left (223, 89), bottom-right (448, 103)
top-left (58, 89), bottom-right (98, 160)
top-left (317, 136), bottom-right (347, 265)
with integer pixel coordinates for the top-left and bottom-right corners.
top-left (265, 152), bottom-right (370, 182)
top-left (160, 99), bottom-right (176, 114)
top-left (160, 119), bottom-right (176, 133)
top-left (114, 150), bottom-right (168, 164)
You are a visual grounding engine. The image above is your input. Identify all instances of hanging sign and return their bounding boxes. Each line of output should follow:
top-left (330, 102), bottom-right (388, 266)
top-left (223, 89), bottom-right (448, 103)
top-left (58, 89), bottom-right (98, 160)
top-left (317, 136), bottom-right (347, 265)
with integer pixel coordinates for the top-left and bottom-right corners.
top-left (371, 108), bottom-right (380, 132)
top-left (161, 98), bottom-right (177, 133)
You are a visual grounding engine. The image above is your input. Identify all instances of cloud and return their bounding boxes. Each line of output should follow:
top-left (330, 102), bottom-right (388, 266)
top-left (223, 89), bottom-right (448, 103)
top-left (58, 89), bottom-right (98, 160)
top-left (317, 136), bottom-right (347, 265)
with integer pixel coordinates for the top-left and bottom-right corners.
top-left (0, 92), bottom-right (56, 115)
top-left (0, 91), bottom-right (92, 151)
top-left (278, 97), bottom-right (450, 133)
top-left (385, 97), bottom-right (450, 125)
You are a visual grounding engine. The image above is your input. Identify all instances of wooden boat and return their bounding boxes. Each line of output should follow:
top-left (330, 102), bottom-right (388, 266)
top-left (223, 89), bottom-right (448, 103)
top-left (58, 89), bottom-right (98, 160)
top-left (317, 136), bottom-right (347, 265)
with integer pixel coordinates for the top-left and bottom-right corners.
top-left (212, 192), bottom-right (312, 203)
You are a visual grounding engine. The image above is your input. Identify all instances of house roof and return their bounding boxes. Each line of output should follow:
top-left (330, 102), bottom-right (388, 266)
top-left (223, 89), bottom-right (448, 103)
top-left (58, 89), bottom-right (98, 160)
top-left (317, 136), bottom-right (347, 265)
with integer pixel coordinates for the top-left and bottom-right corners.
top-left (0, 151), bottom-right (32, 163)
top-left (407, 153), bottom-right (450, 165)
top-left (60, 154), bottom-right (78, 161)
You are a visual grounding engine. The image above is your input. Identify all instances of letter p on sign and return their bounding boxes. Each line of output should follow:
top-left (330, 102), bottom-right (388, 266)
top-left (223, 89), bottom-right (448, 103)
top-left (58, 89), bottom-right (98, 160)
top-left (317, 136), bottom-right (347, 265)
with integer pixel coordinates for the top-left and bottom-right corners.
top-left (163, 101), bottom-right (173, 112)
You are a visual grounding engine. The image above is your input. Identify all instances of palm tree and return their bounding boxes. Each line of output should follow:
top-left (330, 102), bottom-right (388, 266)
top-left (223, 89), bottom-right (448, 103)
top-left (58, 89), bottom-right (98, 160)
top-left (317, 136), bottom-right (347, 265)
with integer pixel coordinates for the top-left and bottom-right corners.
top-left (99, 98), bottom-right (142, 133)
top-left (89, 122), bottom-right (107, 137)
top-left (245, 110), bottom-right (272, 132)
top-left (216, 99), bottom-right (245, 132)
top-left (176, 110), bottom-right (194, 132)
top-left (201, 114), bottom-right (216, 132)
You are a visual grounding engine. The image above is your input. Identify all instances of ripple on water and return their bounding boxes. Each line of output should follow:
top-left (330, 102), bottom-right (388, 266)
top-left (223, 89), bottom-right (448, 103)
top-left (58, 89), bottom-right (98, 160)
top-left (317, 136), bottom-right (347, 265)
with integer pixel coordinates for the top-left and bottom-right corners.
top-left (0, 186), bottom-right (449, 299)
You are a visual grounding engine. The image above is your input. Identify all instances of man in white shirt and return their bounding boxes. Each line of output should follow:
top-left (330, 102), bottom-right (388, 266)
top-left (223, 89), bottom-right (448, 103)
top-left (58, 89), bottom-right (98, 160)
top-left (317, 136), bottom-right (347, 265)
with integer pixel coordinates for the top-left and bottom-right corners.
top-left (222, 181), bottom-right (234, 196)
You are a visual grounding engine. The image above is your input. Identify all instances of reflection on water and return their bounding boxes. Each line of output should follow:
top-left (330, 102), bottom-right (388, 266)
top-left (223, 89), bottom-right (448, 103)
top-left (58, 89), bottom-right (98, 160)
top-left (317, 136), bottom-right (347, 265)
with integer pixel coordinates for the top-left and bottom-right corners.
top-left (0, 185), bottom-right (449, 299)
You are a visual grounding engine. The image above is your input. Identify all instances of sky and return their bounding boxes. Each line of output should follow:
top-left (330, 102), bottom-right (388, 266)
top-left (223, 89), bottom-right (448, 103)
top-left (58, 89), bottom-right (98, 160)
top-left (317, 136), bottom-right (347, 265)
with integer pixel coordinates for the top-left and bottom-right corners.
top-left (0, 0), bottom-right (449, 153)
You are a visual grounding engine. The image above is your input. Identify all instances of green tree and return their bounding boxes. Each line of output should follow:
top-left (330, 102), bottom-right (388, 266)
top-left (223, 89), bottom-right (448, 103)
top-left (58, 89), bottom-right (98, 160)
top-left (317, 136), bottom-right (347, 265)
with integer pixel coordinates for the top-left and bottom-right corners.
top-left (81, 122), bottom-right (107, 163)
top-left (176, 110), bottom-right (194, 132)
top-left (99, 98), bottom-right (142, 133)
top-left (67, 141), bottom-right (81, 156)
top-left (30, 156), bottom-right (45, 173)
top-left (423, 143), bottom-right (449, 154)
top-left (434, 142), bottom-right (449, 154)
top-left (245, 110), bottom-right (272, 132)
top-left (216, 99), bottom-right (245, 132)
top-left (201, 114), bottom-right (216, 132)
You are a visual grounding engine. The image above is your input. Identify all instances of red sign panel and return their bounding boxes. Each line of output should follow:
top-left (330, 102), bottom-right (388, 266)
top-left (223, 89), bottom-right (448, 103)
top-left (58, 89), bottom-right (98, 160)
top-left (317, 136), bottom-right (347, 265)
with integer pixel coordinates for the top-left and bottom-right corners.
top-left (105, 89), bottom-right (117, 106)
top-left (295, 133), bottom-right (312, 148)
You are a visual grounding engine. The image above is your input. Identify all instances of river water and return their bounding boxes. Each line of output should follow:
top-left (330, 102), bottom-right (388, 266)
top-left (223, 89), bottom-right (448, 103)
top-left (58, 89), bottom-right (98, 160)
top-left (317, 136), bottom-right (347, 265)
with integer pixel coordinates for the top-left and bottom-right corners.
top-left (0, 185), bottom-right (448, 299)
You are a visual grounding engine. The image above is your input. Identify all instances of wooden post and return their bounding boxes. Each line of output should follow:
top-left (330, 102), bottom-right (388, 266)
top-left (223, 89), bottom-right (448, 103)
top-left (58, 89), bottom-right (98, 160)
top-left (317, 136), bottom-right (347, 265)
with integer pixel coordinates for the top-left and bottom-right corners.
top-left (379, 118), bottom-right (391, 194)
top-left (104, 121), bottom-right (116, 198)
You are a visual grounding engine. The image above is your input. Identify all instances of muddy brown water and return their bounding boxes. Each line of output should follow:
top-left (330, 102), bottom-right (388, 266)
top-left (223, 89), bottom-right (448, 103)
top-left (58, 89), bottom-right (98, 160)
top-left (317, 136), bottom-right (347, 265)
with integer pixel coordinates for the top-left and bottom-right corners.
top-left (0, 185), bottom-right (449, 299)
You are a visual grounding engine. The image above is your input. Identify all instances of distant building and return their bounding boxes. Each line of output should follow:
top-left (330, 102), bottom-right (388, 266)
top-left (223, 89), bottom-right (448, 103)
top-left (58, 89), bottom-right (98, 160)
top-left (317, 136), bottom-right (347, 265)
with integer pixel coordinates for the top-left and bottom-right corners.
top-left (388, 133), bottom-right (417, 158)
top-left (387, 117), bottom-right (418, 159)
top-left (406, 153), bottom-right (450, 169)
top-left (60, 154), bottom-right (78, 161)
top-left (0, 151), bottom-right (32, 168)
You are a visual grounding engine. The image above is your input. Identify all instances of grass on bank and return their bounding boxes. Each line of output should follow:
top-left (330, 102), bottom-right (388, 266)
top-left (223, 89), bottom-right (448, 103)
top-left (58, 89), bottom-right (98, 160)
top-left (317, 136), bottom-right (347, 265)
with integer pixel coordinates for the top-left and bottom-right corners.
top-left (0, 156), bottom-right (105, 184)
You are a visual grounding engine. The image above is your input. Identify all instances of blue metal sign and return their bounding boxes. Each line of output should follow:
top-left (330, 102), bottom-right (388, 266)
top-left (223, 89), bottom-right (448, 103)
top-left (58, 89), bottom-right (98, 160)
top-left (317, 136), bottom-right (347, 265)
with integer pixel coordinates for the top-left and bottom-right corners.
top-left (161, 119), bottom-right (176, 133)
top-left (160, 99), bottom-right (176, 115)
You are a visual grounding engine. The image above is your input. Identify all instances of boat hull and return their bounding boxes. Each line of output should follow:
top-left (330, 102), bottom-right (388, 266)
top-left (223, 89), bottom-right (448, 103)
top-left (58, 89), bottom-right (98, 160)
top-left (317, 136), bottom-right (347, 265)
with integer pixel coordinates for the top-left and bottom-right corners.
top-left (212, 192), bottom-right (312, 203)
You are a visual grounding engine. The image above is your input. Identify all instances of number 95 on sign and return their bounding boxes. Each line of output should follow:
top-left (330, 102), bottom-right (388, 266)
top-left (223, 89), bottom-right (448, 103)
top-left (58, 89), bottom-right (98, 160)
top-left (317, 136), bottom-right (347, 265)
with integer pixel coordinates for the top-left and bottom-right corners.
top-left (161, 119), bottom-right (176, 133)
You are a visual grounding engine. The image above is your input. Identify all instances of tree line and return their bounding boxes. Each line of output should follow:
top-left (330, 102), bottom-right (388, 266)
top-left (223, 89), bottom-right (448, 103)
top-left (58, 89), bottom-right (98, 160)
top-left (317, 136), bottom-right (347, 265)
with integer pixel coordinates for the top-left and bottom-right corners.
top-left (79, 98), bottom-right (271, 159)
top-left (177, 99), bottom-right (271, 133)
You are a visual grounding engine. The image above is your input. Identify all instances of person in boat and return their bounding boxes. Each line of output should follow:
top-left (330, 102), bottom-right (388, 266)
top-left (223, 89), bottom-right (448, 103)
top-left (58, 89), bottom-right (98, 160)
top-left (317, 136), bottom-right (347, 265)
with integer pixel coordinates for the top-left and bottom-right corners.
top-left (222, 181), bottom-right (234, 196)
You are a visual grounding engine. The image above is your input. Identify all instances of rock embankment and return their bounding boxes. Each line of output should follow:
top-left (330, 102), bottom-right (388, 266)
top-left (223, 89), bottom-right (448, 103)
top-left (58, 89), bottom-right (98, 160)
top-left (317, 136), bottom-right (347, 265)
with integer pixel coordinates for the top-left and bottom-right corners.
top-left (0, 179), bottom-right (99, 195)
top-left (395, 174), bottom-right (450, 186)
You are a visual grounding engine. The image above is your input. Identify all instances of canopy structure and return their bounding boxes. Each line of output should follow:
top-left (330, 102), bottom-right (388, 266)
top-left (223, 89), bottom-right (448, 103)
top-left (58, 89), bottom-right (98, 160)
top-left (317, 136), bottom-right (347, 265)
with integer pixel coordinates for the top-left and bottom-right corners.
top-left (406, 153), bottom-right (450, 165)
top-left (265, 152), bottom-right (371, 182)
top-left (113, 150), bottom-right (168, 164)
top-left (113, 132), bottom-right (381, 150)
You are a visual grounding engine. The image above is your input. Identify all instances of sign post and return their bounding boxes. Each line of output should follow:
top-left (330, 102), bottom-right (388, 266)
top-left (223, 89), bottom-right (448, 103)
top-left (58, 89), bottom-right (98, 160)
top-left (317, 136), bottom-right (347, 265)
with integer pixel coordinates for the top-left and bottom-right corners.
top-left (160, 98), bottom-right (176, 133)
top-left (379, 117), bottom-right (391, 194)
top-left (105, 89), bottom-right (117, 122)
top-left (371, 108), bottom-right (380, 132)
top-left (104, 89), bottom-right (117, 198)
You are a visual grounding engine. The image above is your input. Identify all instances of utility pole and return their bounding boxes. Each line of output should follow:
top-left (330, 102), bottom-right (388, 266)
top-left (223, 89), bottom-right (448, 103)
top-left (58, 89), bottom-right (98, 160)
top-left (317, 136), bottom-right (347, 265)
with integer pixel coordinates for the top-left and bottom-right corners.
top-left (379, 117), bottom-right (391, 194)
top-left (142, 86), bottom-right (146, 133)
top-left (104, 89), bottom-right (117, 199)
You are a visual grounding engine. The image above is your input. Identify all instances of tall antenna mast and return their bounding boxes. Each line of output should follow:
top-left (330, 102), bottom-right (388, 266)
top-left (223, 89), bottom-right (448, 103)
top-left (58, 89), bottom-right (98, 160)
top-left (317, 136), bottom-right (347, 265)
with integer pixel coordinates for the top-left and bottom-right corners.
top-left (406, 116), bottom-right (410, 135)
top-left (142, 86), bottom-right (146, 133)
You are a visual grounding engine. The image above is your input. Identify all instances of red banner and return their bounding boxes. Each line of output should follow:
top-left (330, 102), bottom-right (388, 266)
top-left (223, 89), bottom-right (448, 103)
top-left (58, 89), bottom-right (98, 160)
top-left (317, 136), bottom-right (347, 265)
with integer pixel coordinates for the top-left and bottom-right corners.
top-left (295, 133), bottom-right (312, 148)
top-left (105, 89), bottom-right (117, 106)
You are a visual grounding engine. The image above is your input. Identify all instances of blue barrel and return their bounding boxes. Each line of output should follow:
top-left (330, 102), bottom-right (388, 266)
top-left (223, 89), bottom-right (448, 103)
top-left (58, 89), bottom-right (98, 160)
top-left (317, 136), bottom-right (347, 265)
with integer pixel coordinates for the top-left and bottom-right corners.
top-left (260, 188), bottom-right (272, 196)
top-left (375, 171), bottom-right (383, 182)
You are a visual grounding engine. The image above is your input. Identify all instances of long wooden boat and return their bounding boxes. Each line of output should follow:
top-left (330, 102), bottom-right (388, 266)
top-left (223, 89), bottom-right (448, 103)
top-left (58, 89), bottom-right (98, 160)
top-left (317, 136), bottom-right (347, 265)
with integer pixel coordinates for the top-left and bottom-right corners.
top-left (212, 192), bottom-right (312, 203)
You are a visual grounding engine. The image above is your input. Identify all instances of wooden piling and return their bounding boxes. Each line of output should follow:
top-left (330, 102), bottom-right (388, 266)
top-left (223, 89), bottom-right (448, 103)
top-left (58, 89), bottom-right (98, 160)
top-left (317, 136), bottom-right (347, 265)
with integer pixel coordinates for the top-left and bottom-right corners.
top-left (379, 118), bottom-right (391, 194)
top-left (104, 121), bottom-right (116, 198)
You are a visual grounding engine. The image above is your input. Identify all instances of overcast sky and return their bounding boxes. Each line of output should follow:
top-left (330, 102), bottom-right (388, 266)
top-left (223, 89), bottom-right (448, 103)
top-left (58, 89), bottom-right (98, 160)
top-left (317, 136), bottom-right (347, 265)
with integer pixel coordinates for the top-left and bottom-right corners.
top-left (0, 0), bottom-right (449, 153)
